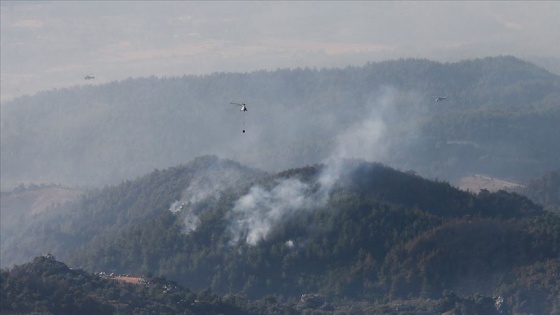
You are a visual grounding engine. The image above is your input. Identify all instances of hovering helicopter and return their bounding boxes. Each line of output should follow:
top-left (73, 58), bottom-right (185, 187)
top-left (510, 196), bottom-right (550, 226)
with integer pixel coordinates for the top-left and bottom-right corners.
top-left (231, 102), bottom-right (248, 133)
top-left (84, 74), bottom-right (95, 80)
top-left (231, 102), bottom-right (248, 112)
top-left (435, 96), bottom-right (447, 102)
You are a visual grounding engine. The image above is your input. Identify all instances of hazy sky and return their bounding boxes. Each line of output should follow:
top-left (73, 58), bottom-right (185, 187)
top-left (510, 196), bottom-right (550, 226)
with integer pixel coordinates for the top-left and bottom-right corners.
top-left (1, 1), bottom-right (559, 102)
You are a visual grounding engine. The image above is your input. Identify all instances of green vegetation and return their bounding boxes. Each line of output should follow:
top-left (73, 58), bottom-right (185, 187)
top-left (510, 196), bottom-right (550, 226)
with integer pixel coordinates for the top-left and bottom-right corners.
top-left (4, 255), bottom-right (552, 314)
top-left (0, 255), bottom-right (297, 315)
top-left (2, 156), bottom-right (558, 314)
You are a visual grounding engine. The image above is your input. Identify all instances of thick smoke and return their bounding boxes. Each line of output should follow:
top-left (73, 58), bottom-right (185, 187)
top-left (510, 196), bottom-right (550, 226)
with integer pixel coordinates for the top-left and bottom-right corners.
top-left (227, 87), bottom-right (401, 245)
top-left (169, 159), bottom-right (250, 234)
top-left (170, 88), bottom-right (417, 244)
top-left (331, 87), bottom-right (395, 161)
top-left (227, 178), bottom-right (325, 245)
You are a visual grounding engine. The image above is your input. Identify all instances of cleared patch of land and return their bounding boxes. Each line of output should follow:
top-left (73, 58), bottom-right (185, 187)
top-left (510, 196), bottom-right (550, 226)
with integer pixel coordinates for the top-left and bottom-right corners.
top-left (113, 276), bottom-right (144, 285)
top-left (458, 174), bottom-right (524, 193)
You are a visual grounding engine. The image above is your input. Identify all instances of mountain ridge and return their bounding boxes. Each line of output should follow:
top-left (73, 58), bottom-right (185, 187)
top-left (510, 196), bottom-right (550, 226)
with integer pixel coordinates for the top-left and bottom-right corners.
top-left (2, 55), bottom-right (558, 187)
top-left (2, 155), bottom-right (557, 314)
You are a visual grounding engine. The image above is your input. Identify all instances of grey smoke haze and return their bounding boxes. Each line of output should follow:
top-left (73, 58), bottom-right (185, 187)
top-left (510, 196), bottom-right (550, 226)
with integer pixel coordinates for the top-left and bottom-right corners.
top-left (330, 86), bottom-right (422, 161)
top-left (227, 88), bottom-right (402, 245)
top-left (168, 87), bottom-right (426, 244)
top-left (169, 160), bottom-right (255, 234)
top-left (2, 1), bottom-right (559, 102)
top-left (228, 178), bottom-right (324, 246)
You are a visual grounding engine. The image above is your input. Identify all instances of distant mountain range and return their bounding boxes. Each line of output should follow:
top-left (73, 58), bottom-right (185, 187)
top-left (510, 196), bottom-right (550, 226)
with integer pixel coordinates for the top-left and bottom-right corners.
top-left (1, 56), bottom-right (559, 188)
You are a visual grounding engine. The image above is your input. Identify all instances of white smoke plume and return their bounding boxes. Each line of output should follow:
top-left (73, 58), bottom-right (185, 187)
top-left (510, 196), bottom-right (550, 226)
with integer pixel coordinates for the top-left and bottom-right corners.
top-left (169, 158), bottom-right (253, 234)
top-left (169, 200), bottom-right (202, 233)
top-left (227, 178), bottom-right (328, 245)
top-left (227, 87), bottom-right (402, 245)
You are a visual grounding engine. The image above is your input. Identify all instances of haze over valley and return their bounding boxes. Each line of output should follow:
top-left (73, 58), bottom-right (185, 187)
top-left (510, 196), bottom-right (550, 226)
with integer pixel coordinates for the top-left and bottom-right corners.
top-left (2, 1), bottom-right (560, 103)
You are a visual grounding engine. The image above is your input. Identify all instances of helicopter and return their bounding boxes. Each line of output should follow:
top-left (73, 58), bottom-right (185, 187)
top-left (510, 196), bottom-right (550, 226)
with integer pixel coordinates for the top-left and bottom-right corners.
top-left (435, 96), bottom-right (447, 102)
top-left (84, 74), bottom-right (95, 80)
top-left (231, 102), bottom-right (248, 133)
top-left (231, 102), bottom-right (248, 112)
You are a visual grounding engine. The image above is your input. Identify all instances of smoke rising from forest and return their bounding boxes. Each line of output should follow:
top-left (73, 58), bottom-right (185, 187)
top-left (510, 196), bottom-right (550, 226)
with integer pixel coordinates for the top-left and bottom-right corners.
top-left (167, 87), bottom-right (421, 244)
top-left (227, 88), bottom-right (402, 245)
top-left (168, 160), bottom-right (253, 234)
top-left (332, 86), bottom-right (401, 161)
top-left (167, 86), bottom-right (422, 240)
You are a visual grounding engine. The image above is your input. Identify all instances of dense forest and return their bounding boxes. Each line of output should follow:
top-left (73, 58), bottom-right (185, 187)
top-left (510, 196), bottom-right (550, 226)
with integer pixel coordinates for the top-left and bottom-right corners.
top-left (2, 56), bottom-right (559, 188)
top-left (0, 255), bottom-right (295, 315)
top-left (2, 255), bottom-right (525, 315)
top-left (2, 156), bottom-right (559, 314)
top-left (1, 255), bottom-right (527, 315)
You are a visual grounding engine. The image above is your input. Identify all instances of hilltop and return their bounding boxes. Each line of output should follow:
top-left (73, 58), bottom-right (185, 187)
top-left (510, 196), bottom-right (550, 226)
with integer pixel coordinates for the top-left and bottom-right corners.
top-left (0, 156), bottom-right (266, 267)
top-left (457, 174), bottom-right (524, 193)
top-left (1, 156), bottom-right (558, 314)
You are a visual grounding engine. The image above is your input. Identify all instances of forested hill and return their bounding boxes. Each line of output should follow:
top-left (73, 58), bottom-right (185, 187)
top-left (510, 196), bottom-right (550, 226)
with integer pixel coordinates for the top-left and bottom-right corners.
top-left (1, 255), bottom-right (299, 315)
top-left (0, 255), bottom-right (523, 315)
top-left (2, 56), bottom-right (559, 188)
top-left (1, 156), bottom-right (558, 314)
top-left (0, 156), bottom-right (266, 268)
